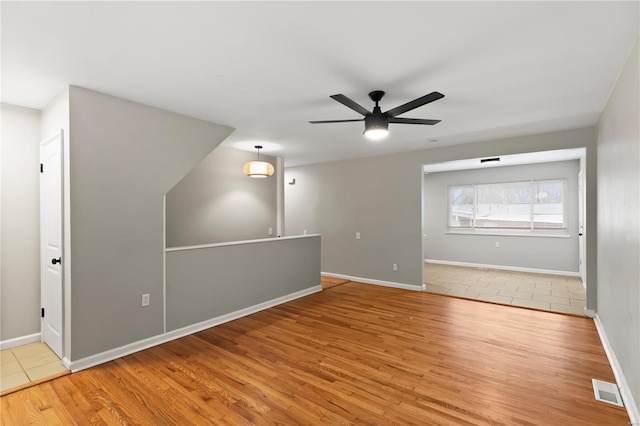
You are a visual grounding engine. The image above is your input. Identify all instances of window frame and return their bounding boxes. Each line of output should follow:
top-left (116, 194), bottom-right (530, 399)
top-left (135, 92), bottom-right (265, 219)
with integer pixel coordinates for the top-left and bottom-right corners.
top-left (447, 178), bottom-right (569, 237)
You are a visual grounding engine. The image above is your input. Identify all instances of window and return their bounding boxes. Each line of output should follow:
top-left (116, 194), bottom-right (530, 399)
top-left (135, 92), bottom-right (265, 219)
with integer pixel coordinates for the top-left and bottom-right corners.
top-left (449, 179), bottom-right (565, 231)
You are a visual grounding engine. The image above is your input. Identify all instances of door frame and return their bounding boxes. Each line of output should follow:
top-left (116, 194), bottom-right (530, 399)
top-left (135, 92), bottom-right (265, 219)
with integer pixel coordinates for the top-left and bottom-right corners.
top-left (578, 168), bottom-right (586, 287)
top-left (421, 148), bottom-right (588, 304)
top-left (40, 130), bottom-right (65, 359)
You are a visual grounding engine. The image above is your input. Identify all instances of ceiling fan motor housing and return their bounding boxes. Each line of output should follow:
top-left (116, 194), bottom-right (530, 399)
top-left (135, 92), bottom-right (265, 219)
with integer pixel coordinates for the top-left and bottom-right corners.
top-left (365, 111), bottom-right (389, 131)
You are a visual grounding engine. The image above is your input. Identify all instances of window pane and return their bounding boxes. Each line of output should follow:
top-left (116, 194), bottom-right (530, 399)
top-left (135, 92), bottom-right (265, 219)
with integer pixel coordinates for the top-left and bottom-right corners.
top-left (449, 186), bottom-right (474, 228)
top-left (476, 182), bottom-right (531, 228)
top-left (447, 179), bottom-right (566, 232)
top-left (533, 180), bottom-right (564, 229)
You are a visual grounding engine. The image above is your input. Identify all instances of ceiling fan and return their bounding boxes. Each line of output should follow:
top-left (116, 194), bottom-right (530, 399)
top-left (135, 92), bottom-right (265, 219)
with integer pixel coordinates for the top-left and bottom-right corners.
top-left (309, 90), bottom-right (444, 140)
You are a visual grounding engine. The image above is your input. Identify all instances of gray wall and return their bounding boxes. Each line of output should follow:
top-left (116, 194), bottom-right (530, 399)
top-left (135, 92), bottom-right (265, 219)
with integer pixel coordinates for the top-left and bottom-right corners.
top-left (68, 86), bottom-right (234, 360)
top-left (0, 104), bottom-right (41, 341)
top-left (597, 38), bottom-right (639, 411)
top-left (166, 235), bottom-right (320, 331)
top-left (285, 127), bottom-right (598, 309)
top-left (166, 146), bottom-right (277, 247)
top-left (423, 160), bottom-right (579, 273)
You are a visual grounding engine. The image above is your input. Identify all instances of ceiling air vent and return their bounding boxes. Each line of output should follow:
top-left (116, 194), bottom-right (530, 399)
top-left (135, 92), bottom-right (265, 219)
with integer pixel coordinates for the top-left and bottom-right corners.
top-left (592, 379), bottom-right (623, 407)
top-left (480, 157), bottom-right (500, 164)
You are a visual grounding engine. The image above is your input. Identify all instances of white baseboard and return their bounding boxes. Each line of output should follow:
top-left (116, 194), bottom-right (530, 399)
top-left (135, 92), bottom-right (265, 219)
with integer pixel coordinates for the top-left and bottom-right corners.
top-left (594, 314), bottom-right (639, 425)
top-left (424, 259), bottom-right (580, 277)
top-left (62, 357), bottom-right (72, 370)
top-left (0, 333), bottom-right (41, 350)
top-left (321, 272), bottom-right (423, 291)
top-left (67, 285), bottom-right (322, 372)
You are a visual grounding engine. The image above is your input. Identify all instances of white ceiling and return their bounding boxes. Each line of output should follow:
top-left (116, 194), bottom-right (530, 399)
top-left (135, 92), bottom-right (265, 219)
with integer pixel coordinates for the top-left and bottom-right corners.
top-left (2, 2), bottom-right (638, 167)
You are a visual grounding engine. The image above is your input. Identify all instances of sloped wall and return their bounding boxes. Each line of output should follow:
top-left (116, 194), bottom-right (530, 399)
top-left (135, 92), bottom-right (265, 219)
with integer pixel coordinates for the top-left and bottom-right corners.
top-left (166, 146), bottom-right (277, 247)
top-left (68, 86), bottom-right (233, 360)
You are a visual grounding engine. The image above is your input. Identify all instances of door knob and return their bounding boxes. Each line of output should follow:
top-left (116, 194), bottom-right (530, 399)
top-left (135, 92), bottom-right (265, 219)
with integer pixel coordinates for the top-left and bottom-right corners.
top-left (578, 233), bottom-right (584, 236)
top-left (51, 257), bottom-right (62, 265)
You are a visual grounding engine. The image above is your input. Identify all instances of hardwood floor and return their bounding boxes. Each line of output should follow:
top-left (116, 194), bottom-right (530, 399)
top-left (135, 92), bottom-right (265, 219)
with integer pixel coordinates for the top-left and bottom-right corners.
top-left (320, 275), bottom-right (350, 289)
top-left (1, 282), bottom-right (628, 425)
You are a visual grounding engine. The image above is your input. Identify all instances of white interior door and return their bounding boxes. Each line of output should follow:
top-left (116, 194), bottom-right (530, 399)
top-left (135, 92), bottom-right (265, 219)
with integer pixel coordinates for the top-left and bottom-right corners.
top-left (40, 131), bottom-right (64, 358)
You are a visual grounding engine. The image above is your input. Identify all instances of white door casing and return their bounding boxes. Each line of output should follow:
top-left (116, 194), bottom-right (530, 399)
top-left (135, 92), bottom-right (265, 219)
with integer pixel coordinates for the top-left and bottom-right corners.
top-left (40, 131), bottom-right (64, 358)
top-left (578, 170), bottom-right (586, 286)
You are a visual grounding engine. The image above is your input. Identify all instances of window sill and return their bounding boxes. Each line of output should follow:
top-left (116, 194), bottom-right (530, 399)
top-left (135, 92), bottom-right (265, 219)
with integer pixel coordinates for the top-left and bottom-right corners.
top-left (446, 230), bottom-right (571, 238)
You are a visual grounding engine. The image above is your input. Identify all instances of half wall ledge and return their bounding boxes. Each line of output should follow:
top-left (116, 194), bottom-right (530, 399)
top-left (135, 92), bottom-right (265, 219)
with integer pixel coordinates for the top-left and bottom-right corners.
top-left (165, 234), bottom-right (321, 331)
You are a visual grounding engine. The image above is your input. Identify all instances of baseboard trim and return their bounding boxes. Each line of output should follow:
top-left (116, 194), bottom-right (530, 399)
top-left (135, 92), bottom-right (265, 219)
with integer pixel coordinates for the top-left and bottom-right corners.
top-left (67, 285), bottom-right (323, 372)
top-left (0, 333), bottom-right (41, 350)
top-left (62, 357), bottom-right (72, 370)
top-left (594, 314), bottom-right (639, 425)
top-left (424, 259), bottom-right (580, 277)
top-left (321, 272), bottom-right (423, 291)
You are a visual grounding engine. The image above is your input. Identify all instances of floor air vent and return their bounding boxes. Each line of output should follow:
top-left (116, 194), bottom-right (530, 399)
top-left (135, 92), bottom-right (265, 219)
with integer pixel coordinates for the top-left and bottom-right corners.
top-left (592, 379), bottom-right (623, 407)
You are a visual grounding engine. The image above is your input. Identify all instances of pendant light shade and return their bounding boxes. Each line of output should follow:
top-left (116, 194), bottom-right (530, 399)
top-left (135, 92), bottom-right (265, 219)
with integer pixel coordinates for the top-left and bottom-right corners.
top-left (243, 145), bottom-right (274, 178)
top-left (243, 160), bottom-right (274, 178)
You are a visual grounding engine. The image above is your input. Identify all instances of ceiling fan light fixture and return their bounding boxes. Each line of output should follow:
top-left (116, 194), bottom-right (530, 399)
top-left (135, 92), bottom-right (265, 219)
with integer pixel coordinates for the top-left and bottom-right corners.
top-left (364, 114), bottom-right (389, 141)
top-left (364, 128), bottom-right (389, 141)
top-left (243, 145), bottom-right (274, 178)
top-left (309, 90), bottom-right (443, 140)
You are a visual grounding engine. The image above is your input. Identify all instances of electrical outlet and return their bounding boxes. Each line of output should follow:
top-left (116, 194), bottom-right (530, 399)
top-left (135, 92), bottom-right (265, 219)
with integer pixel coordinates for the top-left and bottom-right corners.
top-left (268, 227), bottom-right (273, 236)
top-left (303, 229), bottom-right (307, 235)
top-left (356, 232), bottom-right (361, 240)
top-left (495, 241), bottom-right (500, 248)
top-left (393, 263), bottom-right (398, 271)
top-left (141, 293), bottom-right (150, 307)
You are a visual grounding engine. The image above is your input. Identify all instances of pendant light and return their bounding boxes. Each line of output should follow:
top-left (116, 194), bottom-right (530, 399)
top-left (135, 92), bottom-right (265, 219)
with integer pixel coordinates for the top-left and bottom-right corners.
top-left (243, 145), bottom-right (274, 178)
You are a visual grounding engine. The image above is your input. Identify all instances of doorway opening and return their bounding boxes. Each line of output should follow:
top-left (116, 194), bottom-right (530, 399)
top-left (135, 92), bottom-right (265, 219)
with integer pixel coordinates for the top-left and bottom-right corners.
top-left (421, 148), bottom-right (588, 315)
top-left (40, 131), bottom-right (64, 358)
top-left (0, 342), bottom-right (69, 396)
top-left (1, 131), bottom-right (69, 395)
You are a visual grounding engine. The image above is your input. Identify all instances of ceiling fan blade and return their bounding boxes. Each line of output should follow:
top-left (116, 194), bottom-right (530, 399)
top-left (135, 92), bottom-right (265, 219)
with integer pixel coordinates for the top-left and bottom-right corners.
top-left (388, 117), bottom-right (441, 125)
top-left (330, 94), bottom-right (371, 116)
top-left (308, 119), bottom-right (364, 124)
top-left (384, 92), bottom-right (444, 117)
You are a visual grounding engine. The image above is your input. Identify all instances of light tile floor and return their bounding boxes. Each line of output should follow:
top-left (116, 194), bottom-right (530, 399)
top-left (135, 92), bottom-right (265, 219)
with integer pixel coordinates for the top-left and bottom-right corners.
top-left (0, 342), bottom-right (68, 395)
top-left (425, 263), bottom-right (586, 316)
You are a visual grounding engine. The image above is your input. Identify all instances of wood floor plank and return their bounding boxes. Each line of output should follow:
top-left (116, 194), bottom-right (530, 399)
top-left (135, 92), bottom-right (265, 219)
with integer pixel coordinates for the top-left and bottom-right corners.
top-left (320, 276), bottom-right (350, 289)
top-left (1, 282), bottom-right (629, 425)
